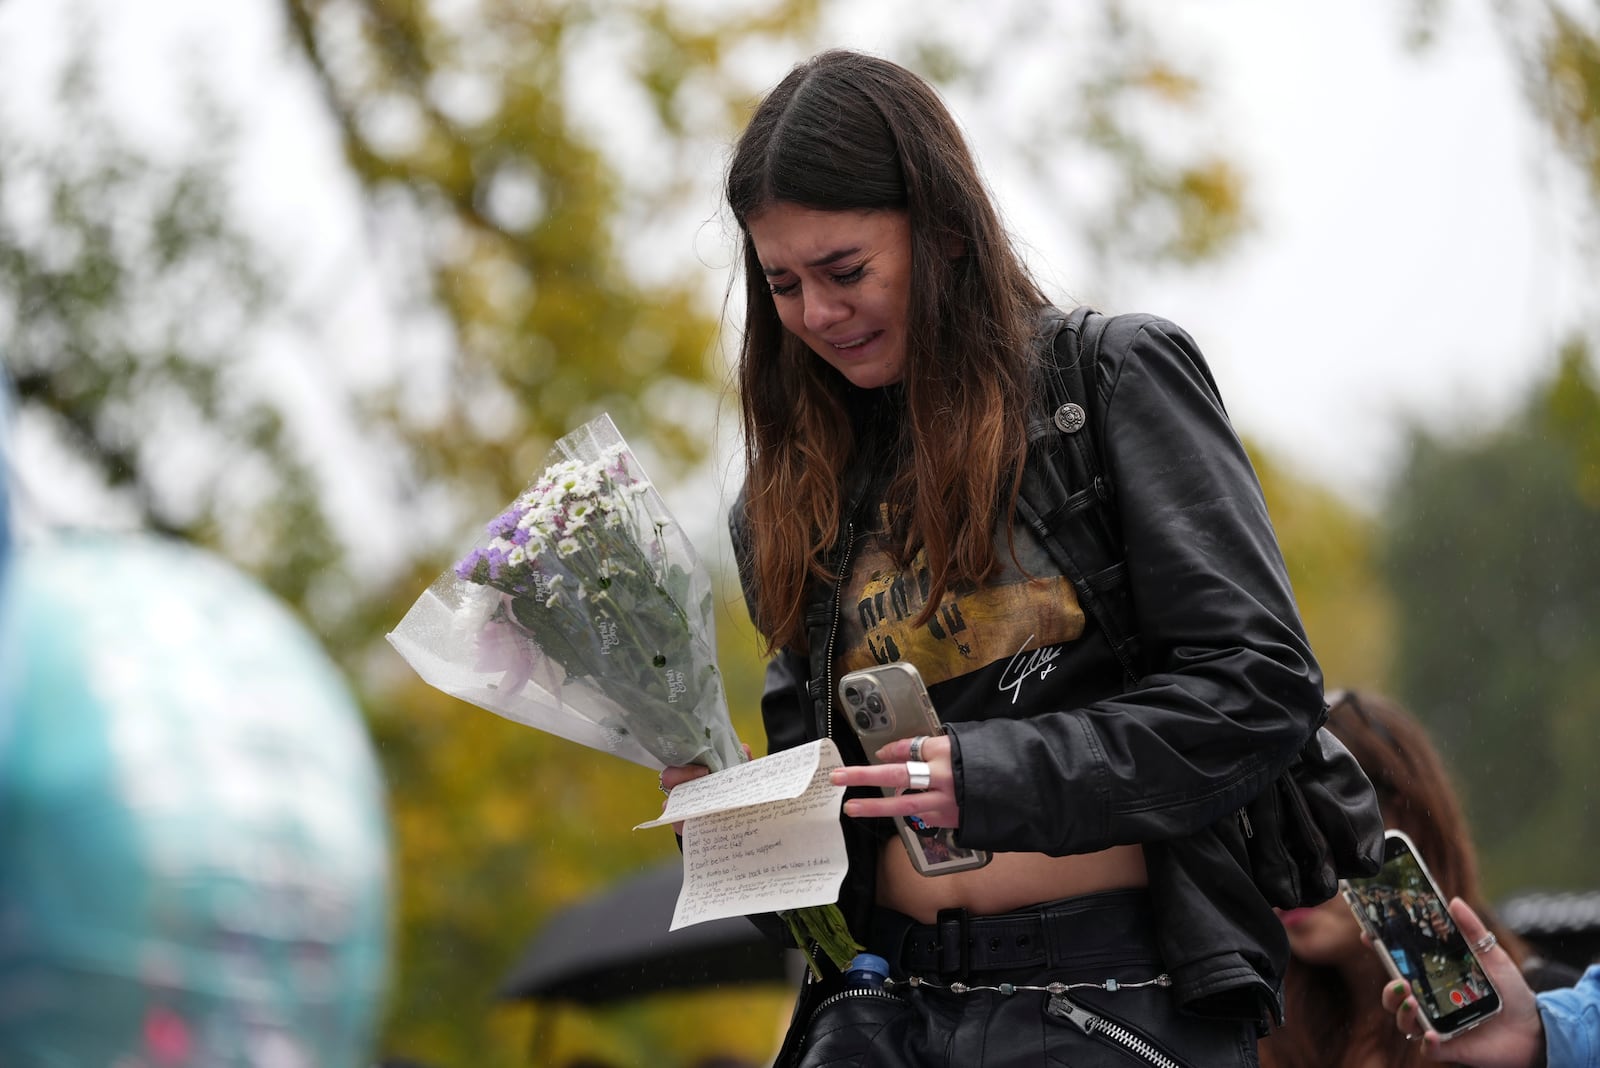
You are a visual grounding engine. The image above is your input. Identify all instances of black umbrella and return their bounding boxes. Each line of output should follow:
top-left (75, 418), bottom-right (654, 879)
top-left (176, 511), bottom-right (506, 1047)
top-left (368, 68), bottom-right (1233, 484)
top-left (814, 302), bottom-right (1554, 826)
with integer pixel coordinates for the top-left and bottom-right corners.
top-left (498, 860), bottom-right (799, 1005)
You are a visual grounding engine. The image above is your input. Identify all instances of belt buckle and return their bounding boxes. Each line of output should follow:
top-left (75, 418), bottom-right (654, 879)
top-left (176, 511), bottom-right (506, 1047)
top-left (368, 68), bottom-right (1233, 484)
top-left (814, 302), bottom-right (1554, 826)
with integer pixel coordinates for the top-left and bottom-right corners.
top-left (935, 907), bottom-right (971, 979)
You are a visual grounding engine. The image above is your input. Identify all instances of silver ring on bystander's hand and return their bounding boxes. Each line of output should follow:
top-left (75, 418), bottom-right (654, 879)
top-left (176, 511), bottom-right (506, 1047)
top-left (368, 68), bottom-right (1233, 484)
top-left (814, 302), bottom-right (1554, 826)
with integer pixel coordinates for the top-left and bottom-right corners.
top-left (908, 735), bottom-right (928, 761)
top-left (658, 775), bottom-right (671, 796)
top-left (1473, 931), bottom-right (1498, 955)
top-left (906, 761), bottom-right (932, 791)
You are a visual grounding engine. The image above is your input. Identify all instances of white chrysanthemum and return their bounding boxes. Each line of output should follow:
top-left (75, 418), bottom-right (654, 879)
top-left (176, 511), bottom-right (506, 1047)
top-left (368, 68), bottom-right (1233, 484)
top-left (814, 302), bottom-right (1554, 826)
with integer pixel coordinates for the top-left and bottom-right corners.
top-left (568, 465), bottom-right (605, 498)
top-left (569, 502), bottom-right (604, 534)
top-left (557, 537), bottom-right (581, 557)
top-left (546, 458), bottom-right (584, 482)
top-left (537, 459), bottom-right (586, 508)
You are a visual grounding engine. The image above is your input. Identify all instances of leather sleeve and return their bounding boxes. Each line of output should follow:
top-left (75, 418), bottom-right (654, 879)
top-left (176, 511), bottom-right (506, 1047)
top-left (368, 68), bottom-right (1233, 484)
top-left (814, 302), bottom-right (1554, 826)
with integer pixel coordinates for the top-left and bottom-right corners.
top-left (759, 649), bottom-right (814, 755)
top-left (947, 316), bottom-right (1324, 855)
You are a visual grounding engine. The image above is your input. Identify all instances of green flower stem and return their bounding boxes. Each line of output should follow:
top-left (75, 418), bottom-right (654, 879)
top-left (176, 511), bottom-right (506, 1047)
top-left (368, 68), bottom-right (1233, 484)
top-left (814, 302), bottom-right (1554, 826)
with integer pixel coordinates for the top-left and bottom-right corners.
top-left (781, 903), bottom-right (863, 978)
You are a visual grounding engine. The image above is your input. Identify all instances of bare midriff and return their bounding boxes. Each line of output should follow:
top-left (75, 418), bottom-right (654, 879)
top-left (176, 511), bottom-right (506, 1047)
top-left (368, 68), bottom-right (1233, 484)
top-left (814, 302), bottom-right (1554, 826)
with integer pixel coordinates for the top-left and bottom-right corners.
top-left (876, 842), bottom-right (1148, 924)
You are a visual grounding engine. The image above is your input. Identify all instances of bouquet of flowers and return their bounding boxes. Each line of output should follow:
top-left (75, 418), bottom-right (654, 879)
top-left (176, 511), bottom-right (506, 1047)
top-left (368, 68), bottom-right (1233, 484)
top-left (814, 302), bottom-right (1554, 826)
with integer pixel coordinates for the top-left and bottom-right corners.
top-left (387, 414), bottom-right (858, 971)
top-left (388, 413), bottom-right (743, 773)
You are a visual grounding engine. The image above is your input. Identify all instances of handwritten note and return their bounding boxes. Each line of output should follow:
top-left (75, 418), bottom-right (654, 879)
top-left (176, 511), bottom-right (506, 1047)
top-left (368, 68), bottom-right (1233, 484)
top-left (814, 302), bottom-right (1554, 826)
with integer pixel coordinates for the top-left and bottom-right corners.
top-left (635, 739), bottom-right (848, 930)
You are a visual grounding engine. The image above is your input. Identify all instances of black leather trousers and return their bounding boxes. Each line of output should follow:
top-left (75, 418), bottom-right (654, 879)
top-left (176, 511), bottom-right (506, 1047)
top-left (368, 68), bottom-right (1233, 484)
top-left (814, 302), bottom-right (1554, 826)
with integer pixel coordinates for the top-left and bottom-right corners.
top-left (790, 889), bottom-right (1261, 1068)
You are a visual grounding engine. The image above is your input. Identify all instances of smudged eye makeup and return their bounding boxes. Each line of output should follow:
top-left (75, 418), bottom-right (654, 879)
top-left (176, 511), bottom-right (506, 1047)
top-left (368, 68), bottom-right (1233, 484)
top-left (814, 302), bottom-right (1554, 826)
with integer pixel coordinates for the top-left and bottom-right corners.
top-left (768, 264), bottom-right (867, 298)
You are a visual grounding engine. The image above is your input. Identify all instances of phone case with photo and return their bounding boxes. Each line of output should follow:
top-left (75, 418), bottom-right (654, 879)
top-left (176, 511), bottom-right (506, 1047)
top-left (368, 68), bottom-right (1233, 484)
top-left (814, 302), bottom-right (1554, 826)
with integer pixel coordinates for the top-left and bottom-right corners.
top-left (838, 662), bottom-right (990, 877)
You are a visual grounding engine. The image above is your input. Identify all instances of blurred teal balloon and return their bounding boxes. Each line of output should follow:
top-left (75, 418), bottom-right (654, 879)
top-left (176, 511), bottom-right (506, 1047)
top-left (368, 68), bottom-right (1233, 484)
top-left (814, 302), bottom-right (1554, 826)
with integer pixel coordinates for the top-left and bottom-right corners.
top-left (0, 368), bottom-right (11, 579)
top-left (0, 532), bottom-right (392, 1065)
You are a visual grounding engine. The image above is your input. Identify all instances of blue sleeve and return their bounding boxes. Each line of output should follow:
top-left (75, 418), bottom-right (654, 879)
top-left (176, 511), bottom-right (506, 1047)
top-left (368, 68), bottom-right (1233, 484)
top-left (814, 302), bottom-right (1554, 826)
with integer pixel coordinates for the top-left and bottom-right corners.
top-left (1538, 965), bottom-right (1600, 1068)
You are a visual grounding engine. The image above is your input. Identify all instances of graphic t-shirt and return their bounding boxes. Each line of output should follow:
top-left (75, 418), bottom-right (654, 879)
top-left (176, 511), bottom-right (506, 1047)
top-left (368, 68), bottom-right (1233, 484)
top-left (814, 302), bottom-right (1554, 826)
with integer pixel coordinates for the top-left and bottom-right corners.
top-left (834, 500), bottom-right (1120, 727)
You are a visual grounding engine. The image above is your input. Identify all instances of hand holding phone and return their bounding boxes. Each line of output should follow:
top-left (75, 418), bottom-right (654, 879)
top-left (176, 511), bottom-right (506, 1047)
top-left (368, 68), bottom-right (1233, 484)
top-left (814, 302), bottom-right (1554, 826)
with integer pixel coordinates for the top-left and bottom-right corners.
top-left (1380, 896), bottom-right (1546, 1063)
top-left (838, 662), bottom-right (990, 877)
top-left (1342, 830), bottom-right (1502, 1038)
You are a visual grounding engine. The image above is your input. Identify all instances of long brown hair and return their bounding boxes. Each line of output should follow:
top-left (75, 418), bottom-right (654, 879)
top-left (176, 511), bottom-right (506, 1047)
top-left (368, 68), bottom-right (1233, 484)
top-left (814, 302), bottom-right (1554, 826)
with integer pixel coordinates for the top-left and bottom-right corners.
top-left (726, 49), bottom-right (1047, 651)
top-left (1260, 690), bottom-right (1526, 1068)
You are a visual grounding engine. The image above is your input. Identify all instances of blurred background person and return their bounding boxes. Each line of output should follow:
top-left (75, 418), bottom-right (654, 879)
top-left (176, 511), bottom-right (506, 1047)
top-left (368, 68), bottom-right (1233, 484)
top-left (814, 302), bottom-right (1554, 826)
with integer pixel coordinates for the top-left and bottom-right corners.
top-left (1260, 689), bottom-right (1578, 1068)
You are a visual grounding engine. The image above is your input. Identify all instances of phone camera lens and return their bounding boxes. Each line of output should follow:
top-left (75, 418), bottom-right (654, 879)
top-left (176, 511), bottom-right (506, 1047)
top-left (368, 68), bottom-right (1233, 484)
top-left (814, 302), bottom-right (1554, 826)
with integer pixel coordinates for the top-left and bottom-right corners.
top-left (843, 686), bottom-right (862, 706)
top-left (854, 709), bottom-right (872, 731)
top-left (865, 694), bottom-right (883, 715)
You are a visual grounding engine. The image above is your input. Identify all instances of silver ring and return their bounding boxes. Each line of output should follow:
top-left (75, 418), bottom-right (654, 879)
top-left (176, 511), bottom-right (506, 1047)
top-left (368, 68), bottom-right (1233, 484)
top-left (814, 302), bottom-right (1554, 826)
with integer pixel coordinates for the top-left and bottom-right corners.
top-left (908, 735), bottom-right (928, 761)
top-left (906, 760), bottom-right (932, 791)
top-left (1473, 931), bottom-right (1498, 955)
top-left (658, 775), bottom-right (671, 796)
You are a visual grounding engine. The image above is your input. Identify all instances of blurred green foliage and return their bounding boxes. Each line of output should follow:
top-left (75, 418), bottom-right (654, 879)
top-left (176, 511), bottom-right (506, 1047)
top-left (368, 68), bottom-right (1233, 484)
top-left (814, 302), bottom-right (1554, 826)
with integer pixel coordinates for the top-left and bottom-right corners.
top-left (1251, 445), bottom-right (1394, 692)
top-left (1538, 4), bottom-right (1600, 210)
top-left (1381, 342), bottom-right (1600, 899)
top-left (0, 44), bottom-right (344, 607)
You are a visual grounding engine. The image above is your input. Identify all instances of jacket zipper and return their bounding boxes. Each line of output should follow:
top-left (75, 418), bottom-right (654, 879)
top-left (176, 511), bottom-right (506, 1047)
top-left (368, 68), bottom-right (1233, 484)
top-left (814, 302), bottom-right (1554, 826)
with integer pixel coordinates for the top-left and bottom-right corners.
top-left (818, 520), bottom-right (857, 743)
top-left (1045, 993), bottom-right (1184, 1068)
top-left (807, 982), bottom-right (905, 1028)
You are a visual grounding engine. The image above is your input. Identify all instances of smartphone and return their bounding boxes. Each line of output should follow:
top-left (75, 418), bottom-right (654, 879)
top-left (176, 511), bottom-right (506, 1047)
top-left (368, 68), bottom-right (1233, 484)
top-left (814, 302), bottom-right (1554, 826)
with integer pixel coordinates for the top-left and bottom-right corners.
top-left (1340, 830), bottom-right (1501, 1037)
top-left (838, 661), bottom-right (990, 877)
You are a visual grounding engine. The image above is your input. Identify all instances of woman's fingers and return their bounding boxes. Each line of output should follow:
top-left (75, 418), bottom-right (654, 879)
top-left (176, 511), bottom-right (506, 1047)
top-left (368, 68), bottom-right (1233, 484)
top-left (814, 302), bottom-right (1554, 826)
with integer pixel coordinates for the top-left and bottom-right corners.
top-left (1449, 897), bottom-right (1511, 978)
top-left (659, 762), bottom-right (713, 835)
top-left (876, 735), bottom-right (949, 765)
top-left (1378, 899), bottom-right (1546, 1067)
top-left (1380, 978), bottom-right (1410, 1015)
top-left (660, 742), bottom-right (752, 795)
top-left (829, 739), bottom-right (959, 827)
top-left (832, 760), bottom-right (944, 793)
top-left (659, 763), bottom-right (710, 792)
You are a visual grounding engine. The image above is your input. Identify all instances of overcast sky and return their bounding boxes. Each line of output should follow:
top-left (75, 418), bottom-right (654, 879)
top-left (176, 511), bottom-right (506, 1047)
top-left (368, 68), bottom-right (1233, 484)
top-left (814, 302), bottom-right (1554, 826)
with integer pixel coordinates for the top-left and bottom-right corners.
top-left (2, 0), bottom-right (1594, 544)
top-left (1111, 2), bottom-right (1593, 501)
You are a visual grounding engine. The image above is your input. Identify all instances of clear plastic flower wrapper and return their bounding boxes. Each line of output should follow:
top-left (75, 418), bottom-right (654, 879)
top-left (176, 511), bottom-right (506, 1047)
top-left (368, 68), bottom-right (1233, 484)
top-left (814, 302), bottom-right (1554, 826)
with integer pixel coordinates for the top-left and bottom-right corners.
top-left (388, 413), bottom-right (743, 773)
top-left (388, 413), bottom-right (858, 972)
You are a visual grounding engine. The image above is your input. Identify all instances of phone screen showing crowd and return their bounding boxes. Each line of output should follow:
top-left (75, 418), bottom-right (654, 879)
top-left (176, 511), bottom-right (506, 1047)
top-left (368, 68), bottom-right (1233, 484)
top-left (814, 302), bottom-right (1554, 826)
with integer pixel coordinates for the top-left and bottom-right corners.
top-left (1344, 832), bottom-right (1501, 1035)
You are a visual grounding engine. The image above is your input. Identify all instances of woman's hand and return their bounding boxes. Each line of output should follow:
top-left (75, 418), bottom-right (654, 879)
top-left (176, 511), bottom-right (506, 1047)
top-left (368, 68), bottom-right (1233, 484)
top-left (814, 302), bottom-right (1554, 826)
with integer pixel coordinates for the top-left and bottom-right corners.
top-left (659, 743), bottom-right (751, 835)
top-left (1379, 896), bottom-right (1546, 1067)
top-left (829, 733), bottom-right (961, 829)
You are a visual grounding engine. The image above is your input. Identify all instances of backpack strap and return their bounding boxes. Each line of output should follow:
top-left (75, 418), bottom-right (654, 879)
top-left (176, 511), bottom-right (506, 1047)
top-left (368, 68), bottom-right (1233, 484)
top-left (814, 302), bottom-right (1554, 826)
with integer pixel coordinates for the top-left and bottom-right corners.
top-left (1055, 305), bottom-right (1110, 505)
top-left (1018, 305), bottom-right (1143, 682)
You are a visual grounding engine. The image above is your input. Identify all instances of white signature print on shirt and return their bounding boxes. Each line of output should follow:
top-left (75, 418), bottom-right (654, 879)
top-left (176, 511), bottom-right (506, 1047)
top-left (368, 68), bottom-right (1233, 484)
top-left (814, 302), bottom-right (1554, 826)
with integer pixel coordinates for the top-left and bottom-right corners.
top-left (999, 636), bottom-right (1061, 704)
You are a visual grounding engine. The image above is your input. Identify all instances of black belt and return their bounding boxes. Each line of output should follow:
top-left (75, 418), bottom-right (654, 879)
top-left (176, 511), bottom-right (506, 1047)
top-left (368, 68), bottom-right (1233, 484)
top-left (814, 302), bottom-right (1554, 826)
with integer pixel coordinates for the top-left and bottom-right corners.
top-left (870, 889), bottom-right (1160, 977)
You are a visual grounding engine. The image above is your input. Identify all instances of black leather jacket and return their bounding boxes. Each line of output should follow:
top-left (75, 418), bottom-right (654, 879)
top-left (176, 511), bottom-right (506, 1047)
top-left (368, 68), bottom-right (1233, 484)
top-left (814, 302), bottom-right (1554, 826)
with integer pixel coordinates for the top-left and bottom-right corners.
top-left (730, 313), bottom-right (1324, 1027)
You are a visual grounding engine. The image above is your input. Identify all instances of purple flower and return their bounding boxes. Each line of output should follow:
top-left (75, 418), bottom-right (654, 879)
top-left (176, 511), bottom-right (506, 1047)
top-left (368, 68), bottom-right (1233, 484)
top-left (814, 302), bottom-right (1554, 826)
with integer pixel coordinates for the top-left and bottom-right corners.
top-left (487, 506), bottom-right (524, 539)
top-left (455, 547), bottom-right (487, 581)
